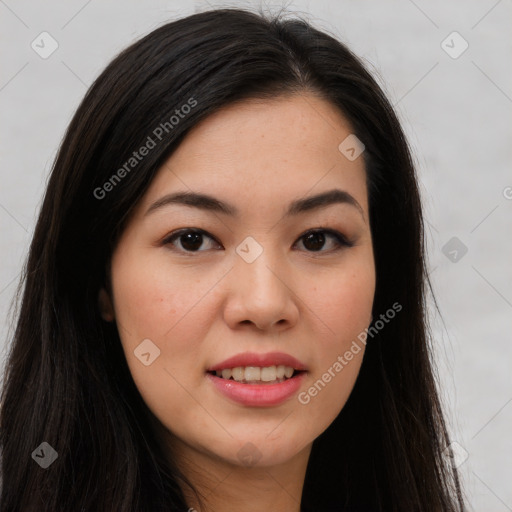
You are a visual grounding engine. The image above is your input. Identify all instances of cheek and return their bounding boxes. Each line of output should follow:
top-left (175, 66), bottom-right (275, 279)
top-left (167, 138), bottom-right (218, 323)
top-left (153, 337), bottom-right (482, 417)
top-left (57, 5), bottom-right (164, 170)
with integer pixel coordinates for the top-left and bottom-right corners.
top-left (111, 251), bottom-right (209, 343)
top-left (294, 256), bottom-right (375, 424)
top-left (109, 250), bottom-right (220, 404)
top-left (301, 256), bottom-right (375, 341)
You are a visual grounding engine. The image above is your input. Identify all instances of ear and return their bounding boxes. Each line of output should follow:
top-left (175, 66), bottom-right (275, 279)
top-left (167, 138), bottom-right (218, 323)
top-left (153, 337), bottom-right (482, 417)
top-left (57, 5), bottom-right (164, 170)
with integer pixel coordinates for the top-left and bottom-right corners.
top-left (98, 287), bottom-right (115, 322)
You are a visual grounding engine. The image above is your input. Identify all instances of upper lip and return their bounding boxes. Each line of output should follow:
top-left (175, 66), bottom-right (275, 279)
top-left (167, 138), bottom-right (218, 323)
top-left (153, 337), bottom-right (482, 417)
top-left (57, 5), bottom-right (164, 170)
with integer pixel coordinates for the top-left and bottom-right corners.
top-left (207, 351), bottom-right (308, 372)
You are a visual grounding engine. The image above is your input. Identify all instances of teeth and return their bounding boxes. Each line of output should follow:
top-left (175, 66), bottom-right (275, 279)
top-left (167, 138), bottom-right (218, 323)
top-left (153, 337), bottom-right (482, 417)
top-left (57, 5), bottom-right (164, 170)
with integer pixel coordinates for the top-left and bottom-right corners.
top-left (214, 365), bottom-right (298, 382)
top-left (231, 367), bottom-right (244, 381)
top-left (245, 366), bottom-right (261, 381)
top-left (260, 366), bottom-right (276, 382)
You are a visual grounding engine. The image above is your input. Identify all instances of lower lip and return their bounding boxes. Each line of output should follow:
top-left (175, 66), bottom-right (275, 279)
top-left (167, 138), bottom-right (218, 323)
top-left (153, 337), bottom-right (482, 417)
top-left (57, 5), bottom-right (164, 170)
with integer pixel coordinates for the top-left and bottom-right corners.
top-left (206, 372), bottom-right (306, 407)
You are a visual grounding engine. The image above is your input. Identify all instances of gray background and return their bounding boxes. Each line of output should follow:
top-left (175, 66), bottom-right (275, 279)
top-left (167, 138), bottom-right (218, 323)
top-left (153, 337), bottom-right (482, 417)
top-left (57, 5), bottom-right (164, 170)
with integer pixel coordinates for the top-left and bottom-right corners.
top-left (1, 0), bottom-right (511, 509)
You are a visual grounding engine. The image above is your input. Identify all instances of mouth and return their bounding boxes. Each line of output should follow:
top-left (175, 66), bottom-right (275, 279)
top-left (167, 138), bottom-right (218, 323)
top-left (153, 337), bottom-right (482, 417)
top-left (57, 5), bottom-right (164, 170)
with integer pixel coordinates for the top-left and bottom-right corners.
top-left (205, 352), bottom-right (308, 406)
top-left (205, 366), bottom-right (307, 407)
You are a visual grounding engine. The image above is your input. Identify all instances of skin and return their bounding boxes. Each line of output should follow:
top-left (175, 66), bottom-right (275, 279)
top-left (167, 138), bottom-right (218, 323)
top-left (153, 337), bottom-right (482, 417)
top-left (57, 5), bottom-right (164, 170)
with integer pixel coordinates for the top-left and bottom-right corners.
top-left (99, 92), bottom-right (376, 512)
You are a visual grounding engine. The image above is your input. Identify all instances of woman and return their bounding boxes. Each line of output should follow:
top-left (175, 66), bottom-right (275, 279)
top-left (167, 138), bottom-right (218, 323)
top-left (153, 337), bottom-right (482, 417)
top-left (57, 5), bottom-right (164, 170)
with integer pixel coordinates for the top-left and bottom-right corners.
top-left (0, 7), bottom-right (466, 511)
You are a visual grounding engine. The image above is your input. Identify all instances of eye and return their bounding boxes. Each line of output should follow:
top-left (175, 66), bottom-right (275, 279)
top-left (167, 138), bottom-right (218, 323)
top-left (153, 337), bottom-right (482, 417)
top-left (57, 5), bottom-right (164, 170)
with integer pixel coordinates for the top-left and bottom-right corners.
top-left (162, 228), bottom-right (220, 253)
top-left (294, 229), bottom-right (353, 253)
top-left (162, 228), bottom-right (353, 254)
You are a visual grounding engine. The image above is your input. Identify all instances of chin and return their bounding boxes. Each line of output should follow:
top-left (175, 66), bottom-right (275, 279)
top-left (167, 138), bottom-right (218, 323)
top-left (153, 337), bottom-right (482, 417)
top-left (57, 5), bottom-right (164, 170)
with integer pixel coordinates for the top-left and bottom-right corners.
top-left (213, 434), bottom-right (309, 469)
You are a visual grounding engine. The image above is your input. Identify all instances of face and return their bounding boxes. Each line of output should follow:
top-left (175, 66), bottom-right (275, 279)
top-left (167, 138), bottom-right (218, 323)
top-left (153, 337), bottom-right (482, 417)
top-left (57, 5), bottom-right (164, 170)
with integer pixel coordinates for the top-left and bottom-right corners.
top-left (100, 93), bottom-right (375, 470)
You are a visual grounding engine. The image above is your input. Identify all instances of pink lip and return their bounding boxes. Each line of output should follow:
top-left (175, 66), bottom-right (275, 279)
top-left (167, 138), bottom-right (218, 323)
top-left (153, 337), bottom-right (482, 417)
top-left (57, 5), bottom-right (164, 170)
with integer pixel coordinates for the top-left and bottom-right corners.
top-left (206, 371), bottom-right (306, 407)
top-left (206, 351), bottom-right (308, 372)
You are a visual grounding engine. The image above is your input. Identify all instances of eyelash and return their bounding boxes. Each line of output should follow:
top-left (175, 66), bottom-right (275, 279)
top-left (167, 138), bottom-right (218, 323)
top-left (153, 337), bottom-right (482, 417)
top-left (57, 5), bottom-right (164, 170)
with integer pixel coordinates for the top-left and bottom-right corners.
top-left (162, 227), bottom-right (354, 255)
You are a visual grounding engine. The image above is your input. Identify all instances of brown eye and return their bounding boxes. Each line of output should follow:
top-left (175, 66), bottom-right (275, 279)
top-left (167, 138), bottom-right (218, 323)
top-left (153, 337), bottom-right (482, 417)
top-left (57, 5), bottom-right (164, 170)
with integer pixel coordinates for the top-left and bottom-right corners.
top-left (163, 227), bottom-right (352, 255)
top-left (302, 231), bottom-right (326, 251)
top-left (295, 229), bottom-right (353, 253)
top-left (163, 229), bottom-right (220, 253)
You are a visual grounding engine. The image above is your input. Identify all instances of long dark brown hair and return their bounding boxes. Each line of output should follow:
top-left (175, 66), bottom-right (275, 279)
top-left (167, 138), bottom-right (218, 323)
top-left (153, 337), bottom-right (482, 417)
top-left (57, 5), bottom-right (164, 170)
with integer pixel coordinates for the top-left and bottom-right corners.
top-left (0, 7), bottom-right (465, 511)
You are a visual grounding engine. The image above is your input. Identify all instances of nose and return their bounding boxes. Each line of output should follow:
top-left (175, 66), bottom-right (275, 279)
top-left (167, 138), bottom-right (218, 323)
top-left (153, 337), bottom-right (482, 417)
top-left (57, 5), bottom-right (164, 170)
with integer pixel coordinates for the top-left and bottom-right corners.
top-left (222, 250), bottom-right (300, 332)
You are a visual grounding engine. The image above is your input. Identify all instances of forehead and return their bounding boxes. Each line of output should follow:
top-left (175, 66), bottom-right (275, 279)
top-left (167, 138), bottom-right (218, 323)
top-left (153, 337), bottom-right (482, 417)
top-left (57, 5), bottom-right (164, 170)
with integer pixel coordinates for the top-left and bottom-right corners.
top-left (139, 93), bottom-right (368, 216)
top-left (171, 93), bottom-right (357, 160)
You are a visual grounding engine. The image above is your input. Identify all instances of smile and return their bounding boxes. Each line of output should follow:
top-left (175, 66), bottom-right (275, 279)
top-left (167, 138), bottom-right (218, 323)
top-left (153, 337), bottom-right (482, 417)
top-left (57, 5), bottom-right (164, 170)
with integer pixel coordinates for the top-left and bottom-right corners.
top-left (210, 365), bottom-right (300, 384)
top-left (205, 351), bottom-right (308, 406)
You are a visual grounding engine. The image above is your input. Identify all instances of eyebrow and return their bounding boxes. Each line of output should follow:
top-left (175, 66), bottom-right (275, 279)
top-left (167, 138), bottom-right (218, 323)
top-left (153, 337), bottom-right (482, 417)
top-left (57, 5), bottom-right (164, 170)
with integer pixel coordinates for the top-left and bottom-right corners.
top-left (144, 188), bottom-right (364, 220)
